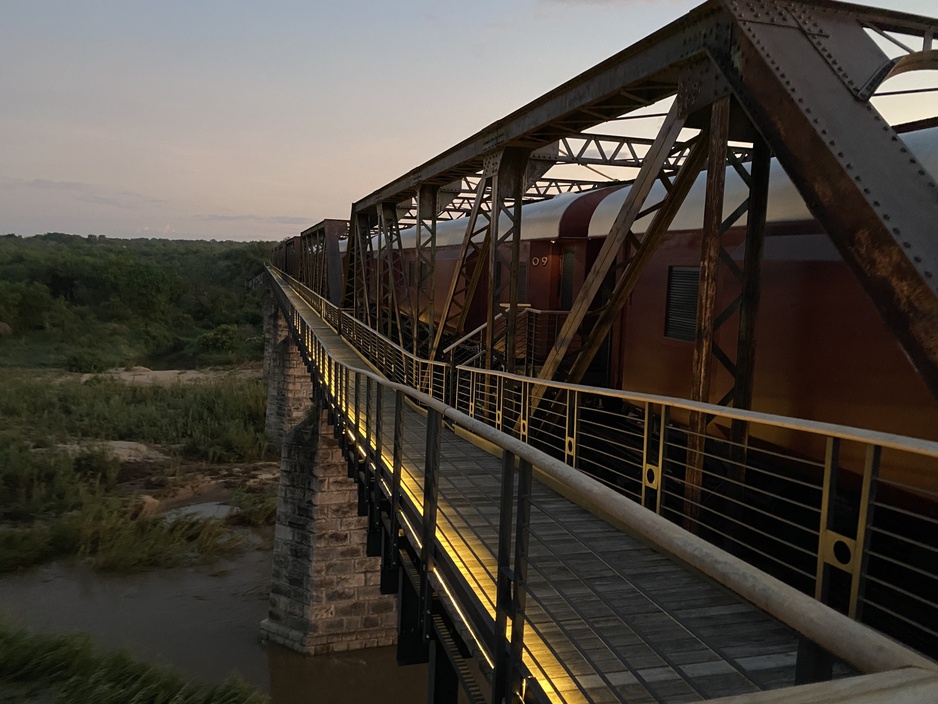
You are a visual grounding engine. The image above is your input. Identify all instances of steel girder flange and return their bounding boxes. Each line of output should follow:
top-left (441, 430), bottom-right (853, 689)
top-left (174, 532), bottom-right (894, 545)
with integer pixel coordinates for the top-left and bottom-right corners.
top-left (711, 0), bottom-right (938, 398)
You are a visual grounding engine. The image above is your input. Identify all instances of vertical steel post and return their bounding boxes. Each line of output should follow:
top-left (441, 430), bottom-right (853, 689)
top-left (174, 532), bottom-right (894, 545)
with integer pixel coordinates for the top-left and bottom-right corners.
top-left (354, 371), bottom-right (362, 446)
top-left (344, 210), bottom-right (374, 327)
top-left (491, 450), bottom-right (516, 703)
top-left (642, 403), bottom-right (662, 511)
top-left (850, 445), bottom-right (881, 620)
top-left (519, 382), bottom-right (530, 444)
top-left (366, 377), bottom-right (382, 556)
top-left (421, 407), bottom-right (443, 640)
top-left (356, 372), bottom-right (368, 516)
top-left (685, 96), bottom-right (731, 531)
top-left (381, 389), bottom-right (405, 594)
top-left (797, 436), bottom-right (845, 684)
top-left (495, 376), bottom-right (505, 432)
top-left (380, 201), bottom-right (409, 348)
top-left (725, 137), bottom-right (771, 538)
top-left (415, 184), bottom-right (439, 358)
top-left (816, 437), bottom-right (840, 606)
top-left (565, 390), bottom-right (578, 468)
top-left (485, 147), bottom-right (531, 373)
top-left (507, 458), bottom-right (533, 699)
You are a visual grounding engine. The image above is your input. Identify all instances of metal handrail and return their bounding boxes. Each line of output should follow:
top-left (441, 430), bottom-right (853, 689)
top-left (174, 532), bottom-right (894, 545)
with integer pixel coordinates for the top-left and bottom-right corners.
top-left (442, 315), bottom-right (500, 357)
top-left (440, 309), bottom-right (566, 358)
top-left (268, 266), bottom-right (936, 682)
top-left (454, 365), bottom-right (938, 458)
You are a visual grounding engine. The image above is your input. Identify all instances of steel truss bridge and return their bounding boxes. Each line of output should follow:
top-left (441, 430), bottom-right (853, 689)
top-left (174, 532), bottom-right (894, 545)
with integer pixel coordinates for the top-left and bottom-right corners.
top-left (269, 268), bottom-right (938, 703)
top-left (268, 0), bottom-right (938, 701)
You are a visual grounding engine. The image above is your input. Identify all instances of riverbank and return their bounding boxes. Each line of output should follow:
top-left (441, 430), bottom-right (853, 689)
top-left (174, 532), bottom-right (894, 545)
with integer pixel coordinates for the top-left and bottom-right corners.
top-left (0, 366), bottom-right (277, 573)
top-left (0, 545), bottom-right (428, 702)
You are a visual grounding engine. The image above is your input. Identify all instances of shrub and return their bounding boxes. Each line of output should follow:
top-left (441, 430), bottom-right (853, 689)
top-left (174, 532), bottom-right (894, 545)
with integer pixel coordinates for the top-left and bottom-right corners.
top-left (0, 621), bottom-right (269, 703)
top-left (197, 324), bottom-right (240, 353)
top-left (65, 351), bottom-right (108, 373)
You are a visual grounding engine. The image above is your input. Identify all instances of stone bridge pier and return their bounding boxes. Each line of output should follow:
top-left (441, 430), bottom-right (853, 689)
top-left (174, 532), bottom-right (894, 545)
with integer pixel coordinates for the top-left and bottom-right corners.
top-left (260, 293), bottom-right (397, 654)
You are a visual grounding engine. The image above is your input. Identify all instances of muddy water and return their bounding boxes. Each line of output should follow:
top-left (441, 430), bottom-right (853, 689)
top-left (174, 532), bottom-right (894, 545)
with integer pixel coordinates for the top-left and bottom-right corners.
top-left (0, 546), bottom-right (427, 703)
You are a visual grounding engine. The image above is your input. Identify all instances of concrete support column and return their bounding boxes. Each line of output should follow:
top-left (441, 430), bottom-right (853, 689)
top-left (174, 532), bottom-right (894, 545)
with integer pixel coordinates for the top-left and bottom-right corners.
top-left (263, 293), bottom-right (313, 446)
top-left (261, 402), bottom-right (398, 654)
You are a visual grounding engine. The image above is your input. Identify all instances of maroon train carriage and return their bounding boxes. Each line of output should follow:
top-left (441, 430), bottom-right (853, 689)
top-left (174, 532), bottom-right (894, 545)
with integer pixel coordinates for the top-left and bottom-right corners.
top-left (273, 125), bottom-right (938, 496)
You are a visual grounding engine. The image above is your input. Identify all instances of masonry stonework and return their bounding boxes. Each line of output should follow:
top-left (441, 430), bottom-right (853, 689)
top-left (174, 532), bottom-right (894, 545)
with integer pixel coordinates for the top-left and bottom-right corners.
top-left (260, 400), bottom-right (398, 654)
top-left (263, 293), bottom-right (313, 447)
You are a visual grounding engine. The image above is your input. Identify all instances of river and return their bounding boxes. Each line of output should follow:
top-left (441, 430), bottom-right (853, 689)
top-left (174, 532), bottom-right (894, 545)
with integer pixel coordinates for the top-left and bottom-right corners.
top-left (0, 545), bottom-right (427, 703)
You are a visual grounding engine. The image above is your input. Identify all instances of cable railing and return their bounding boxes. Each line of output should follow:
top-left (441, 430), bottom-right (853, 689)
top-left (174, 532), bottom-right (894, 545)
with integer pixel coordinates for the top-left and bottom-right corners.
top-left (274, 267), bottom-right (938, 660)
top-left (287, 275), bottom-right (449, 402)
top-left (454, 366), bottom-right (938, 660)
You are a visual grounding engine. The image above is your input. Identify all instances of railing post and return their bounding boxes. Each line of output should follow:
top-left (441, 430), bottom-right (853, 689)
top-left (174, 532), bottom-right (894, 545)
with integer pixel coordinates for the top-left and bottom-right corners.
top-left (357, 373), bottom-right (371, 513)
top-left (421, 407), bottom-right (443, 641)
top-left (354, 371), bottom-right (362, 445)
top-left (492, 450), bottom-right (516, 703)
top-left (446, 353), bottom-right (457, 409)
top-left (508, 458), bottom-right (533, 700)
top-left (495, 375), bottom-right (505, 432)
top-left (519, 382), bottom-right (530, 444)
top-left (816, 438), bottom-right (841, 607)
top-left (565, 390), bottom-right (578, 468)
top-left (800, 436), bottom-right (848, 683)
top-left (366, 378), bottom-right (383, 557)
top-left (851, 445), bottom-right (880, 620)
top-left (642, 403), bottom-right (665, 513)
top-left (381, 390), bottom-right (405, 594)
top-left (468, 371), bottom-right (477, 418)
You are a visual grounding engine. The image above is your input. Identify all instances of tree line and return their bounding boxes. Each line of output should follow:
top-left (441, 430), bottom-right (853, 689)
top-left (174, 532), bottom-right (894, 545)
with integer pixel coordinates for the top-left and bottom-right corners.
top-left (0, 233), bottom-right (271, 370)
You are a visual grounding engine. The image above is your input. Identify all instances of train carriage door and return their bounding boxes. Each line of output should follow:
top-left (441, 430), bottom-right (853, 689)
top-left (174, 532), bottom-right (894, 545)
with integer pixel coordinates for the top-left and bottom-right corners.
top-left (560, 249), bottom-right (576, 310)
top-left (583, 238), bottom-right (614, 388)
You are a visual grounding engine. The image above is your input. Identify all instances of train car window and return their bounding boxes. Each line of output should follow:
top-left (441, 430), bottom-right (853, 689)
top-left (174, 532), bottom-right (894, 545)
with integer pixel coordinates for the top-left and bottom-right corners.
top-left (664, 266), bottom-right (699, 341)
top-left (561, 250), bottom-right (575, 310)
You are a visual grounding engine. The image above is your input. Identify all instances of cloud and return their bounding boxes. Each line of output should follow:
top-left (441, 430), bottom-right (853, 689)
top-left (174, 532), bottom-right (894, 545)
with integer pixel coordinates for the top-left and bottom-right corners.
top-left (0, 177), bottom-right (165, 209)
top-left (195, 214), bottom-right (311, 225)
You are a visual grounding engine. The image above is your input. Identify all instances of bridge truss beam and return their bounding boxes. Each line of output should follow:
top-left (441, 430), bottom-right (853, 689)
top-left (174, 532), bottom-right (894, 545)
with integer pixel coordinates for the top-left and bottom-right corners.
top-left (348, 0), bottom-right (938, 398)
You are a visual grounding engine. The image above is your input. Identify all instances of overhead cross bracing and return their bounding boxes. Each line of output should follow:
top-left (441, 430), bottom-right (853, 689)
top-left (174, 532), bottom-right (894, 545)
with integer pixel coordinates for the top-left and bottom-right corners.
top-left (343, 0), bottom-right (938, 399)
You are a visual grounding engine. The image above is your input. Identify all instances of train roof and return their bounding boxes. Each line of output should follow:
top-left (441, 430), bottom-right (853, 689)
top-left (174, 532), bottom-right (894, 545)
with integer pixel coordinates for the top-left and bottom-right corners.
top-left (370, 125), bottom-right (938, 252)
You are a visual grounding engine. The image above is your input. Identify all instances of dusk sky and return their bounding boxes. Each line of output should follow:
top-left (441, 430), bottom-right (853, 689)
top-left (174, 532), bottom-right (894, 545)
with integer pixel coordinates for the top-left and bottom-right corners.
top-left (2, 0), bottom-right (936, 241)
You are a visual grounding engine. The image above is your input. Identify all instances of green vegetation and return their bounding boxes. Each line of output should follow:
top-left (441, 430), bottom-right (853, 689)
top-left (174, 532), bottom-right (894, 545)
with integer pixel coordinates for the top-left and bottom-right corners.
top-left (0, 621), bottom-right (268, 703)
top-left (226, 486), bottom-right (279, 528)
top-left (0, 369), bottom-right (272, 572)
top-left (0, 235), bottom-right (277, 694)
top-left (0, 232), bottom-right (276, 571)
top-left (0, 233), bottom-right (269, 370)
top-left (0, 371), bottom-right (268, 463)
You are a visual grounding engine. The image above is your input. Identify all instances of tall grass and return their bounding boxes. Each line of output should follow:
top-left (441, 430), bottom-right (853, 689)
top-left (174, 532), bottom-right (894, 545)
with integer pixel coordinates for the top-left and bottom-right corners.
top-left (0, 621), bottom-right (269, 703)
top-left (0, 369), bottom-right (272, 572)
top-left (0, 370), bottom-right (269, 463)
top-left (0, 493), bottom-right (245, 573)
